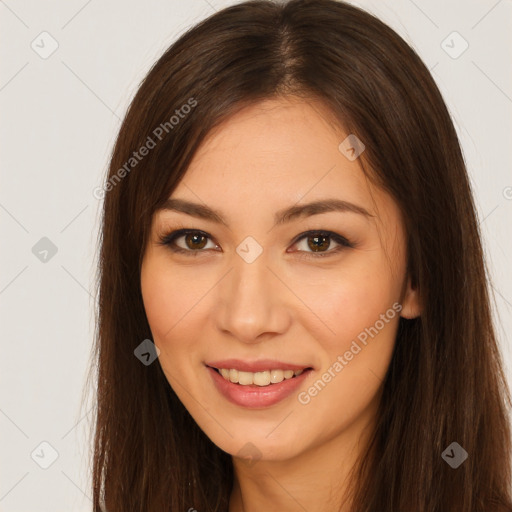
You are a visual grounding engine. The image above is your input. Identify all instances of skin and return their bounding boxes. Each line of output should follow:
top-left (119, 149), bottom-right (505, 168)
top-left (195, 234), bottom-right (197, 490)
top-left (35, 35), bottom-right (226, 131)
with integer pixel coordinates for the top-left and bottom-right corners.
top-left (140, 96), bottom-right (421, 512)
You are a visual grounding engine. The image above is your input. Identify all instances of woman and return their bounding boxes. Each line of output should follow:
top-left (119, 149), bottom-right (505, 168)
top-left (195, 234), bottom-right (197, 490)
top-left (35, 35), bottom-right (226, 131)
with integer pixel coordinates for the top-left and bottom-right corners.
top-left (90, 0), bottom-right (512, 510)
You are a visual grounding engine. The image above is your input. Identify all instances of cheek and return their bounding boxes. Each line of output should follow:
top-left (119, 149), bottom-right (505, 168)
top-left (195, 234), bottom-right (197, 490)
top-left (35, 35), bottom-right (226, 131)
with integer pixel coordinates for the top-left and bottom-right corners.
top-left (140, 264), bottom-right (176, 341)
top-left (290, 251), bottom-right (402, 350)
top-left (140, 257), bottom-right (207, 342)
top-left (289, 279), bottom-right (399, 448)
top-left (140, 261), bottom-right (191, 378)
top-left (140, 256), bottom-right (217, 384)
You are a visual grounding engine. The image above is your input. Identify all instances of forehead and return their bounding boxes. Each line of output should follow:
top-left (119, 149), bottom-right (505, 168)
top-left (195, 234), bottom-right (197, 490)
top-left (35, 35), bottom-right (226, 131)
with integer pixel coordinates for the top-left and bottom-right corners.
top-left (177, 98), bottom-right (363, 191)
top-left (166, 97), bottom-right (398, 230)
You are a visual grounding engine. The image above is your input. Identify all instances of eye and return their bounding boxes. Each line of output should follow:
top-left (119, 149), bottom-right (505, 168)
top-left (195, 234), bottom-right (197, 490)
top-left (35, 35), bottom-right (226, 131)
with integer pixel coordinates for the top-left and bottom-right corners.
top-left (289, 230), bottom-right (353, 259)
top-left (157, 229), bottom-right (353, 258)
top-left (157, 229), bottom-right (219, 256)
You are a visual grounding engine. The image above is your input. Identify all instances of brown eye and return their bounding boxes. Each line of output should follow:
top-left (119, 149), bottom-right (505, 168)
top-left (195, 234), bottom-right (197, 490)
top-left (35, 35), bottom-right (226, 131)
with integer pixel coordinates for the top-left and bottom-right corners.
top-left (307, 234), bottom-right (331, 252)
top-left (291, 230), bottom-right (353, 259)
top-left (158, 229), bottom-right (218, 254)
top-left (184, 233), bottom-right (208, 250)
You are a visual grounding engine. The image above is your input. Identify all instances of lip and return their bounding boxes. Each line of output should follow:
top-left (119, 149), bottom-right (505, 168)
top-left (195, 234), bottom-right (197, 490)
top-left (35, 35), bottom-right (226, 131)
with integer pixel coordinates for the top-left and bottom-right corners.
top-left (206, 365), bottom-right (313, 408)
top-left (205, 359), bottom-right (313, 373)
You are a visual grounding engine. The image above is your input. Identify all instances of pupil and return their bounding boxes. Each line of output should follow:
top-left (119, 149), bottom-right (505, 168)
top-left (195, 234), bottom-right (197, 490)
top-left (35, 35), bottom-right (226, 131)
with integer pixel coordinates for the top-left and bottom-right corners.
top-left (308, 235), bottom-right (329, 252)
top-left (186, 233), bottom-right (207, 250)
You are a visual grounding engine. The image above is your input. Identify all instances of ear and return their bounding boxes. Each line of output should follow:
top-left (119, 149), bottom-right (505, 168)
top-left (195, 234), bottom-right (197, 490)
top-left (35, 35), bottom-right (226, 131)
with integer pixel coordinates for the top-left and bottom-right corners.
top-left (399, 274), bottom-right (422, 319)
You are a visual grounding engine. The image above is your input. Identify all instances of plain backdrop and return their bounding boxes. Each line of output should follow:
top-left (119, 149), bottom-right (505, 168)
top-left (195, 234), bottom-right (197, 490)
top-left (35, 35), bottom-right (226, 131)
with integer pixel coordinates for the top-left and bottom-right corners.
top-left (1, 0), bottom-right (511, 510)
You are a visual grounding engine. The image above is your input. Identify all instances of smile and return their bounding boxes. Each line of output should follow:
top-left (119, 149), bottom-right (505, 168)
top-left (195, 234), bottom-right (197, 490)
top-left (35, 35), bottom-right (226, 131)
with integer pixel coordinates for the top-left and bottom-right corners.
top-left (206, 364), bottom-right (314, 408)
top-left (213, 367), bottom-right (308, 386)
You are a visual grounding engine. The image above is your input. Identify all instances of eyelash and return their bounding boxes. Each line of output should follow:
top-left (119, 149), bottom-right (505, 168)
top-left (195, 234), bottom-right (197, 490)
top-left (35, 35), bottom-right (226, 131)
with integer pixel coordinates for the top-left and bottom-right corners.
top-left (157, 228), bottom-right (354, 259)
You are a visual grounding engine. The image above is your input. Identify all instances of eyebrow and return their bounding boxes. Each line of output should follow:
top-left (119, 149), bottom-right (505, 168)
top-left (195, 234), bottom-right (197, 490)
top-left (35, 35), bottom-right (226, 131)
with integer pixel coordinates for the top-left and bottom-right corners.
top-left (157, 197), bottom-right (374, 226)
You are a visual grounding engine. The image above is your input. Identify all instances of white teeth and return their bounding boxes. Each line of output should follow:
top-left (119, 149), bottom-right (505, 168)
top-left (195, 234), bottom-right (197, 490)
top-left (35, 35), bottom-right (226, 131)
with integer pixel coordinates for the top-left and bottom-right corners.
top-left (270, 369), bottom-right (284, 383)
top-left (237, 371), bottom-right (253, 385)
top-left (253, 371), bottom-right (271, 386)
top-left (216, 367), bottom-right (307, 386)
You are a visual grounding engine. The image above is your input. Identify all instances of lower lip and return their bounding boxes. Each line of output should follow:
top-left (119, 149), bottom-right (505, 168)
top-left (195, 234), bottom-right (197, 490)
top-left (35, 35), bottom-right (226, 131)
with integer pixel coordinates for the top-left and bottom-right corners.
top-left (206, 366), bottom-right (312, 408)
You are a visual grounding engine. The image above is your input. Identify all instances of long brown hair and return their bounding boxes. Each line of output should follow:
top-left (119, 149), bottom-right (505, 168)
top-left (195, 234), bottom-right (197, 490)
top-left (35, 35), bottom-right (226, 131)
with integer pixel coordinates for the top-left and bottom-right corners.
top-left (89, 0), bottom-right (512, 510)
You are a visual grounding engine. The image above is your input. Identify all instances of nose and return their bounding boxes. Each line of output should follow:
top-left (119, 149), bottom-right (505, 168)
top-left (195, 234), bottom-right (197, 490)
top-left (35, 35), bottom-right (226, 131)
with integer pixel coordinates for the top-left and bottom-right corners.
top-left (215, 252), bottom-right (291, 344)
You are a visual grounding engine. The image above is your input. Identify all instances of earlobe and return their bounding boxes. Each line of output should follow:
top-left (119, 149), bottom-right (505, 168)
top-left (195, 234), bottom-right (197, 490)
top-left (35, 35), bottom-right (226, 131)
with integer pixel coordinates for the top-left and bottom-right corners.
top-left (400, 275), bottom-right (422, 319)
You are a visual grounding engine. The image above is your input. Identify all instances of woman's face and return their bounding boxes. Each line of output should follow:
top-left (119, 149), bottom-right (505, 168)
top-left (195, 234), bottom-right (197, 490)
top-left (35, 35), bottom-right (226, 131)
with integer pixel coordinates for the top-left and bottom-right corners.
top-left (140, 96), bottom-right (420, 463)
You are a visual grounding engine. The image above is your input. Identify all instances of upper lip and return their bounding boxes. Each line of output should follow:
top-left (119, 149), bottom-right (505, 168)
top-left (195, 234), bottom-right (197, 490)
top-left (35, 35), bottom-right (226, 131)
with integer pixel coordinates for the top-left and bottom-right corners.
top-left (205, 359), bottom-right (313, 373)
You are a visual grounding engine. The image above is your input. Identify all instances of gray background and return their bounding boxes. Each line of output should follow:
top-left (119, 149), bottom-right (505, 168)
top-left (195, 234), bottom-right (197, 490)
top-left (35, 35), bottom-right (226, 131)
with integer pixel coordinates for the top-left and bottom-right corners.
top-left (1, 0), bottom-right (511, 509)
